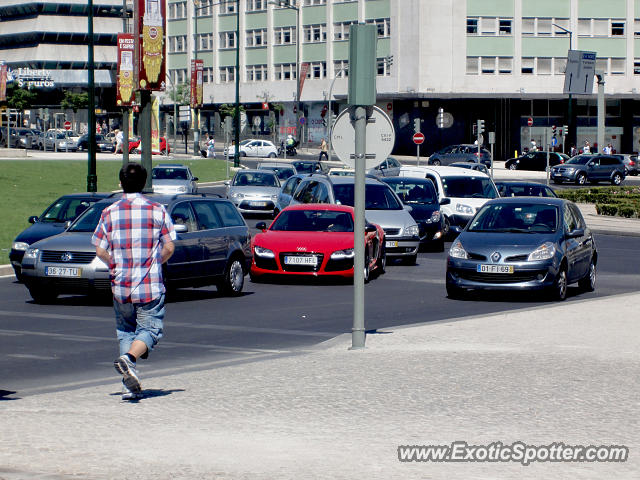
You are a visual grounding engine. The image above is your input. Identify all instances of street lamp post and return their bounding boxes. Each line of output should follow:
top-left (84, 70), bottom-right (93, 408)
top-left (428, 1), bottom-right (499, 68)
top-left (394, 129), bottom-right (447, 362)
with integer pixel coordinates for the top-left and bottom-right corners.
top-left (165, 72), bottom-right (177, 150)
top-left (234, 0), bottom-right (240, 167)
top-left (553, 23), bottom-right (574, 151)
top-left (87, 0), bottom-right (97, 192)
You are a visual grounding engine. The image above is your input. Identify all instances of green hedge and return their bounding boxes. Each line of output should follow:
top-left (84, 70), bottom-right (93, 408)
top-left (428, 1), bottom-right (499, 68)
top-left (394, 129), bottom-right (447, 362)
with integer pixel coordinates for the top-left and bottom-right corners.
top-left (559, 187), bottom-right (640, 218)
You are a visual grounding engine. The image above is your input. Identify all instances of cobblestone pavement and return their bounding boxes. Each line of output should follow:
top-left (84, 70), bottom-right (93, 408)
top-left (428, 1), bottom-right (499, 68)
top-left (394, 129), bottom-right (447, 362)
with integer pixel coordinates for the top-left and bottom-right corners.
top-left (1, 293), bottom-right (638, 480)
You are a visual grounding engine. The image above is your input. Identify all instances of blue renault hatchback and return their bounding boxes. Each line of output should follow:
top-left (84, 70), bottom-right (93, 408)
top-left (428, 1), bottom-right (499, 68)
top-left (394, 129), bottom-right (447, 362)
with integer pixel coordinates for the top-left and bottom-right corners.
top-left (446, 197), bottom-right (597, 300)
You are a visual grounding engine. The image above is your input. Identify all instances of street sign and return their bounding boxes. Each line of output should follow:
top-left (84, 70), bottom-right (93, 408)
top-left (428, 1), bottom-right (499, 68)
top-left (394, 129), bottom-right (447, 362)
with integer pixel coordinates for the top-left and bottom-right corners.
top-left (413, 132), bottom-right (425, 145)
top-left (63, 121), bottom-right (71, 130)
top-left (488, 132), bottom-right (495, 144)
top-left (564, 50), bottom-right (596, 95)
top-left (262, 102), bottom-right (269, 110)
top-left (551, 136), bottom-right (558, 147)
top-left (527, 117), bottom-right (533, 127)
top-left (331, 105), bottom-right (395, 169)
top-left (178, 105), bottom-right (191, 121)
top-left (299, 116), bottom-right (306, 125)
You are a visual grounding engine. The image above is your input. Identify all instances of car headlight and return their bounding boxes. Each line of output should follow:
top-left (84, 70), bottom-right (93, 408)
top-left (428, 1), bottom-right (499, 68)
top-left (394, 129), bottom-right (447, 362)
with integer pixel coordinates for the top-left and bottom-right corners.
top-left (449, 240), bottom-right (468, 259)
top-left (254, 246), bottom-right (275, 258)
top-left (527, 242), bottom-right (556, 261)
top-left (424, 211), bottom-right (441, 224)
top-left (405, 224), bottom-right (420, 237)
top-left (12, 241), bottom-right (29, 251)
top-left (564, 167), bottom-right (575, 173)
top-left (24, 247), bottom-right (39, 260)
top-left (271, 194), bottom-right (278, 201)
top-left (331, 248), bottom-right (354, 260)
top-left (230, 192), bottom-right (244, 199)
top-left (456, 203), bottom-right (474, 215)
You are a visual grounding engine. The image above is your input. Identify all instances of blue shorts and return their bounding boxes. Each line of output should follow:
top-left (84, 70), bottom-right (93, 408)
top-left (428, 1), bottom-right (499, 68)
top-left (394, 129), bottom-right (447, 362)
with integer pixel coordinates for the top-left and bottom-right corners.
top-left (113, 294), bottom-right (165, 356)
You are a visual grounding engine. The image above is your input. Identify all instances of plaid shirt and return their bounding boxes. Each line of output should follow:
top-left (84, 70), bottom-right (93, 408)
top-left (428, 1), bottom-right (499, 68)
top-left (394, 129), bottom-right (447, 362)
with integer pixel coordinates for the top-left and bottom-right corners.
top-left (92, 193), bottom-right (176, 304)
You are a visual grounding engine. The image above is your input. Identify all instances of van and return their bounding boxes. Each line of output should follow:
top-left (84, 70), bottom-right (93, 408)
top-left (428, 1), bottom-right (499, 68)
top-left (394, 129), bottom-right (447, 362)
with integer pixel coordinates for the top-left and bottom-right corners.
top-left (398, 166), bottom-right (499, 237)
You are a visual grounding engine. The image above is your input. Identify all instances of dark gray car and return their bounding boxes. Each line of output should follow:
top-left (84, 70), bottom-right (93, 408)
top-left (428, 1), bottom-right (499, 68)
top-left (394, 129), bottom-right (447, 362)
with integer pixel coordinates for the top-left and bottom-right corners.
top-left (20, 194), bottom-right (252, 303)
top-left (550, 154), bottom-right (626, 185)
top-left (429, 144), bottom-right (491, 167)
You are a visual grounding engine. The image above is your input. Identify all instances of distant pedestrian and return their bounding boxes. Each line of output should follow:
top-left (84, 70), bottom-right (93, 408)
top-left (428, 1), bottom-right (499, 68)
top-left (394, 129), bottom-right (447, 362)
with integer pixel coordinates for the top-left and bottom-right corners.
top-left (102, 121), bottom-right (108, 134)
top-left (319, 138), bottom-right (328, 161)
top-left (114, 129), bottom-right (124, 154)
top-left (583, 141), bottom-right (591, 154)
top-left (92, 163), bottom-right (176, 401)
top-left (570, 145), bottom-right (577, 157)
top-left (530, 140), bottom-right (537, 152)
top-left (206, 135), bottom-right (216, 158)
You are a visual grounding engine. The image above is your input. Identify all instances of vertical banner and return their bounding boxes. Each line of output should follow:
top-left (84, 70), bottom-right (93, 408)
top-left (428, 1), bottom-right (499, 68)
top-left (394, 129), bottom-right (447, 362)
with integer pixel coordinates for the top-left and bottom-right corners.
top-left (116, 34), bottom-right (135, 106)
top-left (128, 109), bottom-right (134, 138)
top-left (151, 95), bottom-right (160, 152)
top-left (0, 64), bottom-right (7, 102)
top-left (135, 0), bottom-right (166, 90)
top-left (298, 62), bottom-right (310, 98)
top-left (190, 59), bottom-right (204, 108)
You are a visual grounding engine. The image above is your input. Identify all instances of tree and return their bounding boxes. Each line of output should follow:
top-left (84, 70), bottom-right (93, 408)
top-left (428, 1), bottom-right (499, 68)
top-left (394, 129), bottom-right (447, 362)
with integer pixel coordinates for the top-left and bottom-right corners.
top-left (60, 91), bottom-right (88, 132)
top-left (219, 103), bottom-right (245, 117)
top-left (7, 85), bottom-right (37, 111)
top-left (168, 82), bottom-right (190, 105)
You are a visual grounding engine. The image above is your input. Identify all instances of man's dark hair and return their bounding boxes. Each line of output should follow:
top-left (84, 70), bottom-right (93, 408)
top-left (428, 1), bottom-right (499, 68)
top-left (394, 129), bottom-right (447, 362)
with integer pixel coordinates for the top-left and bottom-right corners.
top-left (119, 162), bottom-right (147, 193)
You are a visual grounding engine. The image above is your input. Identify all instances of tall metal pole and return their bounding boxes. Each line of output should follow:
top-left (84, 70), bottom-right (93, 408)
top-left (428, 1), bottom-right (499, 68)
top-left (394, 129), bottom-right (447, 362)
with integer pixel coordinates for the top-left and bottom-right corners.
top-left (87, 0), bottom-right (97, 192)
top-left (140, 90), bottom-right (153, 192)
top-left (596, 73), bottom-right (605, 153)
top-left (233, 0), bottom-right (240, 167)
top-left (193, 0), bottom-right (200, 156)
top-left (351, 105), bottom-right (366, 350)
top-left (295, 3), bottom-right (301, 145)
top-left (122, 0), bottom-right (129, 166)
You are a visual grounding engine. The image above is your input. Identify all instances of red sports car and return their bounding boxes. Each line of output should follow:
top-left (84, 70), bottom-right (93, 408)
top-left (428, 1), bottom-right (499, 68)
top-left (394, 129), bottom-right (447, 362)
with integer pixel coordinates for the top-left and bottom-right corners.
top-left (250, 204), bottom-right (386, 281)
top-left (128, 136), bottom-right (170, 155)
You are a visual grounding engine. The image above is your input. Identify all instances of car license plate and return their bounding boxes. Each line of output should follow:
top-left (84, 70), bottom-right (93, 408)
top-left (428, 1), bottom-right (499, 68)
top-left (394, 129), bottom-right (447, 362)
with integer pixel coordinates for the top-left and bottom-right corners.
top-left (284, 256), bottom-right (317, 265)
top-left (249, 201), bottom-right (268, 207)
top-left (477, 264), bottom-right (513, 274)
top-left (45, 266), bottom-right (81, 277)
top-left (385, 241), bottom-right (398, 248)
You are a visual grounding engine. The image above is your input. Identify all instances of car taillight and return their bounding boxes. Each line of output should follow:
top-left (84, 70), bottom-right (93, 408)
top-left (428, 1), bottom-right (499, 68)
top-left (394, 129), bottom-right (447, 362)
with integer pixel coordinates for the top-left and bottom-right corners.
top-left (630, 160), bottom-right (636, 166)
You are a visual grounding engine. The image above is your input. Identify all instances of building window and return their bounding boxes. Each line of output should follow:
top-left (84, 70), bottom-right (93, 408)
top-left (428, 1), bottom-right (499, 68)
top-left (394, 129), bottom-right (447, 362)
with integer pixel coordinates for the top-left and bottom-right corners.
top-left (219, 66), bottom-right (235, 83)
top-left (611, 58), bottom-right (625, 74)
top-left (197, 33), bottom-right (213, 51)
top-left (521, 57), bottom-right (534, 75)
top-left (537, 57), bottom-right (552, 74)
top-left (634, 60), bottom-right (640, 75)
top-left (306, 61), bottom-right (327, 79)
top-left (593, 19), bottom-right (609, 36)
top-left (274, 63), bottom-right (297, 80)
top-left (246, 29), bottom-right (267, 47)
top-left (499, 19), bottom-right (512, 35)
top-left (466, 57), bottom-right (478, 75)
top-left (203, 67), bottom-right (213, 83)
top-left (220, 0), bottom-right (235, 14)
top-left (481, 18), bottom-right (496, 35)
top-left (554, 57), bottom-right (567, 75)
top-left (498, 57), bottom-right (512, 74)
top-left (467, 18), bottom-right (478, 35)
top-left (169, 1), bottom-right (187, 20)
top-left (246, 64), bottom-right (268, 82)
top-left (377, 57), bottom-right (391, 76)
top-left (596, 58), bottom-right (608, 74)
top-left (304, 0), bottom-right (326, 4)
top-left (168, 35), bottom-right (187, 53)
top-left (303, 24), bottom-right (327, 43)
top-left (274, 26), bottom-right (296, 45)
top-left (481, 57), bottom-right (495, 74)
top-left (219, 31), bottom-right (236, 49)
top-left (611, 22), bottom-right (625, 36)
top-left (537, 18), bottom-right (552, 35)
top-left (522, 17), bottom-right (534, 36)
top-left (366, 18), bottom-right (391, 38)
top-left (334, 60), bottom-right (349, 77)
top-left (169, 68), bottom-right (188, 84)
top-left (195, 0), bottom-right (213, 16)
top-left (578, 18), bottom-right (591, 36)
top-left (334, 21), bottom-right (356, 40)
top-left (246, 0), bottom-right (266, 12)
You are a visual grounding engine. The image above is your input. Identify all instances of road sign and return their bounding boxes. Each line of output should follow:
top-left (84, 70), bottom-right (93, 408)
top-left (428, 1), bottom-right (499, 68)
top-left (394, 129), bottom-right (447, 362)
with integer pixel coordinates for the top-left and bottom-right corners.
top-left (527, 117), bottom-right (533, 127)
top-left (299, 116), bottom-right (306, 125)
top-left (262, 102), bottom-right (269, 110)
top-left (551, 136), bottom-right (558, 147)
top-left (178, 105), bottom-right (191, 121)
top-left (413, 132), bottom-right (425, 145)
top-left (331, 105), bottom-right (395, 169)
top-left (564, 50), bottom-right (596, 95)
top-left (63, 121), bottom-right (71, 130)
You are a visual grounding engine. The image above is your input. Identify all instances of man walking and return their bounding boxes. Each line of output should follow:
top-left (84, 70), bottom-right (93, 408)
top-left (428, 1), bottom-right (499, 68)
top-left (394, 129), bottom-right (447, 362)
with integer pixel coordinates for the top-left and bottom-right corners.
top-left (92, 163), bottom-right (176, 400)
top-left (319, 138), bottom-right (328, 161)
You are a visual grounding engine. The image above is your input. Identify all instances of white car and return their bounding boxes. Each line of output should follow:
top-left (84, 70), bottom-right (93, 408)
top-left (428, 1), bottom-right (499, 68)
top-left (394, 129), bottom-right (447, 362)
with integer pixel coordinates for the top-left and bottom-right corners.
top-left (226, 139), bottom-right (278, 158)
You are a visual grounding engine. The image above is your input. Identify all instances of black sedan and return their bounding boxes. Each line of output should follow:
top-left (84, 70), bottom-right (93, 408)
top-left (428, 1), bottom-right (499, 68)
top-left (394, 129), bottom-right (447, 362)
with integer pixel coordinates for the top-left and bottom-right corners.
top-left (76, 133), bottom-right (115, 152)
top-left (505, 151), bottom-right (568, 171)
top-left (446, 197), bottom-right (597, 301)
top-left (495, 181), bottom-right (557, 198)
top-left (382, 177), bottom-right (446, 251)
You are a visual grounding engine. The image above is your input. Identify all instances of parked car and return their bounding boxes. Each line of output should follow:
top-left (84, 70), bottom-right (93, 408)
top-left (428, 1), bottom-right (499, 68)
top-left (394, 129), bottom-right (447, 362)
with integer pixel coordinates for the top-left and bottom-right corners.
top-left (274, 173), bottom-right (309, 215)
top-left (328, 168), bottom-right (355, 177)
top-left (0, 127), bottom-right (21, 148)
top-left (10, 193), bottom-right (113, 281)
top-left (290, 175), bottom-right (420, 264)
top-left (428, 144), bottom-right (492, 167)
top-left (613, 154), bottom-right (639, 176)
top-left (550, 154), bottom-right (626, 185)
top-left (128, 136), bottom-right (170, 154)
top-left (292, 160), bottom-right (327, 174)
top-left (495, 181), bottom-right (557, 198)
top-left (152, 164), bottom-right (199, 194)
top-left (39, 130), bottom-right (78, 151)
top-left (225, 139), bottom-right (278, 158)
top-left (13, 128), bottom-right (34, 149)
top-left (446, 197), bottom-right (597, 301)
top-left (20, 194), bottom-right (252, 303)
top-left (398, 166), bottom-right (499, 238)
top-left (225, 169), bottom-right (281, 216)
top-left (250, 204), bottom-right (386, 282)
top-left (449, 162), bottom-right (489, 174)
top-left (76, 134), bottom-right (115, 152)
top-left (382, 177), bottom-right (446, 251)
top-left (367, 157), bottom-right (403, 177)
top-left (505, 151), bottom-right (568, 171)
top-left (257, 162), bottom-right (297, 182)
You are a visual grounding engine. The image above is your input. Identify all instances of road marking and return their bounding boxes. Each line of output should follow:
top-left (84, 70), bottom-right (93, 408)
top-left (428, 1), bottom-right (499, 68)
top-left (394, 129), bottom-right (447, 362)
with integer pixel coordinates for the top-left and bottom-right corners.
top-left (7, 353), bottom-right (57, 360)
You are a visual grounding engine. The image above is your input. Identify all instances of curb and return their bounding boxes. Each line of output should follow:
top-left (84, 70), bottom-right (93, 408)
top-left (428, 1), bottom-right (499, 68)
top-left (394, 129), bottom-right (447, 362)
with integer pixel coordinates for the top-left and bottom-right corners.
top-left (0, 264), bottom-right (15, 278)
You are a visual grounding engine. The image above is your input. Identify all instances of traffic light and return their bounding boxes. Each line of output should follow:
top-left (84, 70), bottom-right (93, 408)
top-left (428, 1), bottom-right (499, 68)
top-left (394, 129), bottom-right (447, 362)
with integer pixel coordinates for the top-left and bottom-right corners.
top-left (563, 124), bottom-right (568, 135)
top-left (552, 125), bottom-right (557, 136)
top-left (477, 119), bottom-right (485, 135)
top-left (414, 118), bottom-right (421, 133)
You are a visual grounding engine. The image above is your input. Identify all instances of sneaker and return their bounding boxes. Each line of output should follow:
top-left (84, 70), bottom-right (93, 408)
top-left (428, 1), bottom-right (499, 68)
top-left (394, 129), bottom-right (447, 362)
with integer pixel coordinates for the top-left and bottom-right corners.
top-left (114, 354), bottom-right (141, 394)
top-left (121, 381), bottom-right (143, 401)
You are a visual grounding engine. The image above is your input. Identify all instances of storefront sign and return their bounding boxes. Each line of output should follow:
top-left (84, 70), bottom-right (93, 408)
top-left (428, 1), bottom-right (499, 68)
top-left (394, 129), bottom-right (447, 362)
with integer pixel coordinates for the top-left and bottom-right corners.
top-left (135, 0), bottom-right (166, 91)
top-left (4, 67), bottom-right (55, 88)
top-left (190, 59), bottom-right (203, 108)
top-left (117, 34), bottom-right (135, 106)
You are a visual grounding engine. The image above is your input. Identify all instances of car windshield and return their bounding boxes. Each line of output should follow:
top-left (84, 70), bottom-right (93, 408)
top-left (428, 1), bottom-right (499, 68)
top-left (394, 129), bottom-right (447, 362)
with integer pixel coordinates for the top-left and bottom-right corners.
top-left (56, 132), bottom-right (66, 139)
top-left (68, 202), bottom-right (114, 232)
top-left (500, 184), bottom-right (557, 198)
top-left (153, 168), bottom-right (188, 180)
top-left (293, 162), bottom-right (317, 173)
top-left (233, 172), bottom-right (278, 187)
top-left (384, 180), bottom-right (436, 204)
top-left (441, 176), bottom-right (498, 199)
top-left (333, 184), bottom-right (403, 210)
top-left (263, 167), bottom-right (295, 180)
top-left (468, 203), bottom-right (559, 233)
top-left (565, 155), bottom-right (591, 165)
top-left (40, 197), bottom-right (97, 223)
top-left (270, 209), bottom-right (354, 232)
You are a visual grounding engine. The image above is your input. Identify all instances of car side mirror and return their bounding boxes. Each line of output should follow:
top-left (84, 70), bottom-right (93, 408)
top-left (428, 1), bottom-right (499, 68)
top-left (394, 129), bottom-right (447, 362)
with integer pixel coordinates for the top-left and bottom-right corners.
top-left (439, 198), bottom-right (451, 205)
top-left (28, 215), bottom-right (38, 224)
top-left (365, 224), bottom-right (377, 233)
top-left (256, 222), bottom-right (267, 231)
top-left (193, 177), bottom-right (199, 182)
top-left (224, 180), bottom-right (231, 186)
top-left (174, 224), bottom-right (188, 233)
top-left (587, 162), bottom-right (594, 168)
top-left (566, 228), bottom-right (584, 238)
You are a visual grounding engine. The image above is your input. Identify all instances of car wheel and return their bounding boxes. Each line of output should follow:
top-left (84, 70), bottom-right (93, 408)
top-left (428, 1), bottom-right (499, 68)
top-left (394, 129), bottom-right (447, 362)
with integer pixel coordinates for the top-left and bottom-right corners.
top-left (578, 258), bottom-right (596, 292)
top-left (549, 267), bottom-right (568, 301)
top-left (508, 163), bottom-right (517, 171)
top-left (268, 152), bottom-right (277, 158)
top-left (576, 173), bottom-right (587, 185)
top-left (161, 148), bottom-right (167, 155)
top-left (446, 281), bottom-right (464, 300)
top-left (376, 244), bottom-right (386, 275)
top-left (241, 151), bottom-right (247, 157)
top-left (28, 286), bottom-right (58, 304)
top-left (611, 172), bottom-right (623, 185)
top-left (218, 257), bottom-right (245, 296)
top-left (363, 253), bottom-right (371, 283)
top-left (431, 159), bottom-right (441, 166)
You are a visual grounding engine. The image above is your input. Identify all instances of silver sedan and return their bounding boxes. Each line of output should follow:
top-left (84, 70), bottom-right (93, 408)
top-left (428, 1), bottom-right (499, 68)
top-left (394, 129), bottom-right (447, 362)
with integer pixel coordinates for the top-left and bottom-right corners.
top-left (226, 169), bottom-right (281, 215)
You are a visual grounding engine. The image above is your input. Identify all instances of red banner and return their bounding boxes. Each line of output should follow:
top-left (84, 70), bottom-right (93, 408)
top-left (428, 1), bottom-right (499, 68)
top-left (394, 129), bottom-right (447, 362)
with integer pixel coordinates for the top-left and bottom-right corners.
top-left (135, 0), bottom-right (166, 91)
top-left (298, 62), bottom-right (310, 98)
top-left (190, 59), bottom-right (204, 108)
top-left (116, 34), bottom-right (135, 106)
top-left (0, 64), bottom-right (7, 102)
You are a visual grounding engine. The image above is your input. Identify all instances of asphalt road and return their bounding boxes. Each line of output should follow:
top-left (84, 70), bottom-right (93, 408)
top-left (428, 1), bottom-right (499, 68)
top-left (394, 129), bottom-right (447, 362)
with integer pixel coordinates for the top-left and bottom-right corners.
top-left (1, 223), bottom-right (638, 398)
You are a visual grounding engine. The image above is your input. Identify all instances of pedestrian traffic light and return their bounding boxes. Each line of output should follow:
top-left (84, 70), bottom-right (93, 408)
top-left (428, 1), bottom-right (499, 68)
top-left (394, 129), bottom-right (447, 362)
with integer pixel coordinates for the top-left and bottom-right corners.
top-left (477, 119), bottom-right (485, 134)
top-left (414, 118), bottom-right (421, 133)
